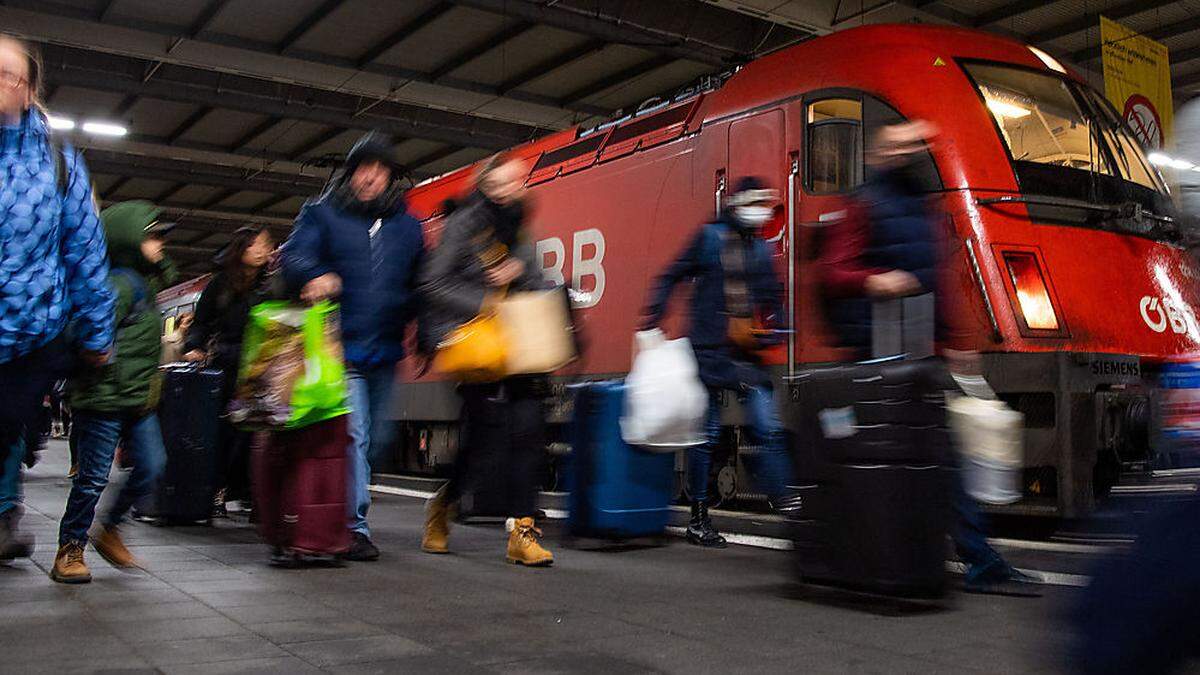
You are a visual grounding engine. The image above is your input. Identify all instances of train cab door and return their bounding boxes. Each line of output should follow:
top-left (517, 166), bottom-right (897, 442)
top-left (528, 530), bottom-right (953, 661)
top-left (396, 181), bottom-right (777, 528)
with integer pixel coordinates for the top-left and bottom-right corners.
top-left (795, 96), bottom-right (865, 363)
top-left (727, 109), bottom-right (797, 371)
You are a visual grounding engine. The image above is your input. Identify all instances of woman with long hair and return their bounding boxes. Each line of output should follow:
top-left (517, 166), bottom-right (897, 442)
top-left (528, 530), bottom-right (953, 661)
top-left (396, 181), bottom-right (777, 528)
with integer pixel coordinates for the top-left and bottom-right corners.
top-left (184, 225), bottom-right (274, 515)
top-left (0, 34), bottom-right (114, 560)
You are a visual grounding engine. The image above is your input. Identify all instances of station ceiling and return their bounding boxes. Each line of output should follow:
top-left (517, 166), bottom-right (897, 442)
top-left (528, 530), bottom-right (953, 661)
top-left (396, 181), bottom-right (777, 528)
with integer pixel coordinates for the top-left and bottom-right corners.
top-left (3, 0), bottom-right (1197, 277)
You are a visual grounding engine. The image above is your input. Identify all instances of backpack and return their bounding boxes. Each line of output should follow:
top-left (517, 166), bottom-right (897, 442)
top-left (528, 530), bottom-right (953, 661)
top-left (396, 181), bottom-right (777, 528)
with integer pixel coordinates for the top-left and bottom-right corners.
top-left (48, 132), bottom-right (69, 196)
top-left (109, 267), bottom-right (150, 329)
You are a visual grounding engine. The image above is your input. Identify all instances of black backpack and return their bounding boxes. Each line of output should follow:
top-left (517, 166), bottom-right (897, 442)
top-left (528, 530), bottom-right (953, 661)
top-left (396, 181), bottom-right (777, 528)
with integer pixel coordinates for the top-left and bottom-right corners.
top-left (49, 132), bottom-right (70, 196)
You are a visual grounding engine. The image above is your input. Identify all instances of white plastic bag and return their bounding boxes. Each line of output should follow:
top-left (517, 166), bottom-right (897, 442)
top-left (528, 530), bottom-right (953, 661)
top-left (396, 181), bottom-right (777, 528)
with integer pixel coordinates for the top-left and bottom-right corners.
top-left (948, 394), bottom-right (1024, 505)
top-left (620, 330), bottom-right (708, 451)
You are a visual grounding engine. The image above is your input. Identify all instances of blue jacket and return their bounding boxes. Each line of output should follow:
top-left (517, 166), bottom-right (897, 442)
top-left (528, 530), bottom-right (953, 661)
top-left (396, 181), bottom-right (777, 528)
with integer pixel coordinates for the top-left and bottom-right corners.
top-left (0, 110), bottom-right (115, 363)
top-left (823, 170), bottom-right (940, 356)
top-left (644, 214), bottom-right (783, 390)
top-left (281, 195), bottom-right (426, 367)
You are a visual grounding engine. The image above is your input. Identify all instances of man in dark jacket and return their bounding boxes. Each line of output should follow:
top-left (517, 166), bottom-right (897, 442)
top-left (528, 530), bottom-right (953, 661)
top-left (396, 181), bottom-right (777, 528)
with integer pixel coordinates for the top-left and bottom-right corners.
top-left (52, 201), bottom-right (177, 584)
top-left (643, 177), bottom-right (793, 548)
top-left (281, 131), bottom-right (426, 561)
top-left (819, 120), bottom-right (1040, 596)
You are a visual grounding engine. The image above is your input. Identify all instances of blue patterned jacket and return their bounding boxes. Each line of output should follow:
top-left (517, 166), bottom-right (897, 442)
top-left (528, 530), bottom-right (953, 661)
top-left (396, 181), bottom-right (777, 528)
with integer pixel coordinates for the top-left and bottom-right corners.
top-left (1, 110), bottom-right (115, 363)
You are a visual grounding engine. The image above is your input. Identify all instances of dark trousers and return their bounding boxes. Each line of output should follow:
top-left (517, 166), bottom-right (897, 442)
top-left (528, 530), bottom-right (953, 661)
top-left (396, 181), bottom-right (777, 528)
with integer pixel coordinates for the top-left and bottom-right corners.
top-left (445, 380), bottom-right (545, 518)
top-left (214, 360), bottom-right (250, 502)
top-left (0, 336), bottom-right (71, 515)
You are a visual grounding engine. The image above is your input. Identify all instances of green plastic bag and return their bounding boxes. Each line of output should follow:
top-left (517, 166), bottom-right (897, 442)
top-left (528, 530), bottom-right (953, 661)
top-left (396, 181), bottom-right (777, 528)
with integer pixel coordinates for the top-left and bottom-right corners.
top-left (229, 301), bottom-right (350, 429)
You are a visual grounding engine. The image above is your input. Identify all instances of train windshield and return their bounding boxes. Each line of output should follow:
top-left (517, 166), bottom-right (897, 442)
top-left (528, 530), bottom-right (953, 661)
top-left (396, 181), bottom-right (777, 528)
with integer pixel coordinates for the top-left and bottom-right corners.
top-left (965, 62), bottom-right (1176, 239)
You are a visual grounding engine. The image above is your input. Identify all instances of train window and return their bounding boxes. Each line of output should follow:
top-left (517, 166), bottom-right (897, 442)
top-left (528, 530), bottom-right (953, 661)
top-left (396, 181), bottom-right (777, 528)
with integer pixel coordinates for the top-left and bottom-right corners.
top-left (807, 99), bottom-right (863, 194)
top-left (966, 63), bottom-right (1113, 177)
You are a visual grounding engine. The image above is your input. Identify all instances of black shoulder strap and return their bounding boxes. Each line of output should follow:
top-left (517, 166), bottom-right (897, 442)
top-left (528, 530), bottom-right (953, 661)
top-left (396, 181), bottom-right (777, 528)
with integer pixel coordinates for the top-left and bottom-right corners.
top-left (48, 132), bottom-right (69, 196)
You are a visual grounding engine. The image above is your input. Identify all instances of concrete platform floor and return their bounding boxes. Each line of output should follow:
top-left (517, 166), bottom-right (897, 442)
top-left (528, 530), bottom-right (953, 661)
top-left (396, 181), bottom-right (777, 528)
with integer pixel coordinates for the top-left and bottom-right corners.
top-left (2, 441), bottom-right (1078, 674)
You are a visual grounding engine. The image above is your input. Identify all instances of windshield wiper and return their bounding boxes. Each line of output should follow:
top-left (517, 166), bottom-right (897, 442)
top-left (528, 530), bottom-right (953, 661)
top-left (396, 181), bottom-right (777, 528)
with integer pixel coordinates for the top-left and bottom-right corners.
top-left (977, 195), bottom-right (1179, 241)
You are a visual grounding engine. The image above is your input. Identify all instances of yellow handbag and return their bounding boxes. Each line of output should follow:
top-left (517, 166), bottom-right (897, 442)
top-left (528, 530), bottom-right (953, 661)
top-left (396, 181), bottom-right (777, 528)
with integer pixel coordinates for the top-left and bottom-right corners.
top-left (433, 311), bottom-right (508, 382)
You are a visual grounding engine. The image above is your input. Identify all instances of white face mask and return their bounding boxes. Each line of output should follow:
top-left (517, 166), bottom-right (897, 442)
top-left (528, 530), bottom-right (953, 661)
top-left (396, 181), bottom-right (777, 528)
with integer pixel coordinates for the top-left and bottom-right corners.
top-left (733, 205), bottom-right (773, 227)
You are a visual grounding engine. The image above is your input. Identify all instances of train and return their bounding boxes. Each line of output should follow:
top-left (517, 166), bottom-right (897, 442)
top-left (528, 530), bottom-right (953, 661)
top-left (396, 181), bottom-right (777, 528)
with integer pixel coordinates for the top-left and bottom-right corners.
top-left (159, 24), bottom-right (1198, 518)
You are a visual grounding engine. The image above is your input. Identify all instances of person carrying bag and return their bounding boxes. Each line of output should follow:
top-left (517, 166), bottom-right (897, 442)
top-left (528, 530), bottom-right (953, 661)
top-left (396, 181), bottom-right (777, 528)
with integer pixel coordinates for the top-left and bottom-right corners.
top-left (418, 153), bottom-right (556, 566)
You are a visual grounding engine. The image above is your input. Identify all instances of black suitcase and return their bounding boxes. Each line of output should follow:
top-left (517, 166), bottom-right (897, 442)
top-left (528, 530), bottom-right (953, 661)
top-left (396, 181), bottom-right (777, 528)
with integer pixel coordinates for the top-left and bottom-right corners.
top-left (787, 298), bottom-right (954, 598)
top-left (147, 365), bottom-right (224, 524)
top-left (456, 391), bottom-right (514, 520)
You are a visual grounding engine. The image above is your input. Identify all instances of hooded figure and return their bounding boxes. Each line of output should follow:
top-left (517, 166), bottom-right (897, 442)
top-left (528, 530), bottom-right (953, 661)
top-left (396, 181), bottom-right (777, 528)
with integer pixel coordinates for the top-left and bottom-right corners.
top-left (68, 201), bottom-right (178, 413)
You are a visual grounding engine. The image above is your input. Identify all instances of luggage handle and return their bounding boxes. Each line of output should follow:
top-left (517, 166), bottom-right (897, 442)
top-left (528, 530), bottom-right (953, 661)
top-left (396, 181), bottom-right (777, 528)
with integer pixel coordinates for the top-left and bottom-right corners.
top-left (871, 293), bottom-right (935, 360)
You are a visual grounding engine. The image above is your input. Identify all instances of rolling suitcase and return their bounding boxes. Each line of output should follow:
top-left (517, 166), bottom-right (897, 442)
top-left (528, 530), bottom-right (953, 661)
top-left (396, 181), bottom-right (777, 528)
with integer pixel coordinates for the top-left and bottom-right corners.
top-left (149, 365), bottom-right (224, 524)
top-left (566, 381), bottom-right (675, 539)
top-left (253, 415), bottom-right (350, 556)
top-left (788, 296), bottom-right (953, 598)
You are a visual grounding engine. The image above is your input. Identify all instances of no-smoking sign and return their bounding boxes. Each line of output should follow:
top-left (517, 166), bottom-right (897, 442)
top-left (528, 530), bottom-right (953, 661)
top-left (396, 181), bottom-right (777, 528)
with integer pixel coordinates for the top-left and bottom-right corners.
top-left (1124, 94), bottom-right (1163, 149)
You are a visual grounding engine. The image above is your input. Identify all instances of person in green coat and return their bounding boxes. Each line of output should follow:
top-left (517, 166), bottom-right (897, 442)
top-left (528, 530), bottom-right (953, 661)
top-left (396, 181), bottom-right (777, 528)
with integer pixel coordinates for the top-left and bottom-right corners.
top-left (52, 201), bottom-right (178, 584)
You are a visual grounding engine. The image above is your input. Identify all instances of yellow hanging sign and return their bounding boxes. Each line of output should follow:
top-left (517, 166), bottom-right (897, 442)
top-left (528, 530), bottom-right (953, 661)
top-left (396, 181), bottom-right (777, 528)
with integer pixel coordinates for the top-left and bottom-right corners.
top-left (1100, 16), bottom-right (1173, 149)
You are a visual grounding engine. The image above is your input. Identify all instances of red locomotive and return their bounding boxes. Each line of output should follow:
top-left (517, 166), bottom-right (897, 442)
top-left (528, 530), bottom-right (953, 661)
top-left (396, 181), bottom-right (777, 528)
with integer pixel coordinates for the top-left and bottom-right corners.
top-left (163, 24), bottom-right (1196, 518)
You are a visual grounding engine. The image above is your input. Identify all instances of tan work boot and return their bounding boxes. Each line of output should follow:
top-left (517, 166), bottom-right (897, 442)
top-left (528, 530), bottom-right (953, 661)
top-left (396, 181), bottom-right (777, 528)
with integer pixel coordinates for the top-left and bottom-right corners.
top-left (50, 543), bottom-right (92, 584)
top-left (421, 489), bottom-right (452, 554)
top-left (93, 526), bottom-right (139, 569)
top-left (506, 517), bottom-right (553, 567)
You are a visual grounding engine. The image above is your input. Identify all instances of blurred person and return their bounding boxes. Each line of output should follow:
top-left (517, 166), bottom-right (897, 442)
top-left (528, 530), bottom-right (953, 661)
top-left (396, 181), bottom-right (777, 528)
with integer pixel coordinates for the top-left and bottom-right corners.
top-left (52, 201), bottom-right (177, 583)
top-left (1177, 98), bottom-right (1200, 220)
top-left (418, 154), bottom-right (554, 566)
top-left (160, 311), bottom-right (193, 365)
top-left (641, 177), bottom-right (793, 548)
top-left (183, 226), bottom-right (274, 516)
top-left (0, 34), bottom-right (114, 562)
top-left (281, 131), bottom-right (426, 561)
top-left (818, 119), bottom-right (1039, 595)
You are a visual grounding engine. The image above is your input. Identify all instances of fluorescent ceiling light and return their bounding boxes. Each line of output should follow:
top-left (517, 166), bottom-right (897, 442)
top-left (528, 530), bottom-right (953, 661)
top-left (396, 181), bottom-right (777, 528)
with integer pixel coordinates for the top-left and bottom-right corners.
top-left (1029, 46), bottom-right (1067, 74)
top-left (986, 98), bottom-right (1031, 119)
top-left (1148, 152), bottom-right (1172, 166)
top-left (81, 121), bottom-right (127, 137)
top-left (46, 115), bottom-right (75, 131)
top-left (1170, 158), bottom-right (1196, 171)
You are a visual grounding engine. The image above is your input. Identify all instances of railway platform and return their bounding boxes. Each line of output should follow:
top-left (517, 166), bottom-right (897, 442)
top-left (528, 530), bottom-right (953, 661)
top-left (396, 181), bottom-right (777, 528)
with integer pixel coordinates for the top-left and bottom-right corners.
top-left (1, 441), bottom-right (1091, 674)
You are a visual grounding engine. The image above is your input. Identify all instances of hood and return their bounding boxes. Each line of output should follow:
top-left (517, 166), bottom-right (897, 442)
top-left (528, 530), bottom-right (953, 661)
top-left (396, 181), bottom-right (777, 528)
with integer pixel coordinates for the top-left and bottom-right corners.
top-left (100, 201), bottom-right (160, 270)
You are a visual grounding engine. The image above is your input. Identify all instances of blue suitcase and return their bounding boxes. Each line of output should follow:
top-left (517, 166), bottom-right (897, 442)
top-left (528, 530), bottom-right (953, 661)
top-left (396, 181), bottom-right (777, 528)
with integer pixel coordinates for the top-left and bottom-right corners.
top-left (566, 381), bottom-right (674, 538)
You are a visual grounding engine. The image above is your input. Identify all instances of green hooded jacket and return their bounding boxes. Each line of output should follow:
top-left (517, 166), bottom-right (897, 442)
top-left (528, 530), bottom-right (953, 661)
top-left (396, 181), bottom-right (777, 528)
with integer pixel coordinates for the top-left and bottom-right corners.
top-left (69, 201), bottom-right (178, 413)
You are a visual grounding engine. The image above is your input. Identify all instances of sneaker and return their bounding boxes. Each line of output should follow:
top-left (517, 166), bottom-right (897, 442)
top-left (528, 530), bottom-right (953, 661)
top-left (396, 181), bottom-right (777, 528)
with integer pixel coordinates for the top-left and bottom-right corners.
top-left (344, 532), bottom-right (380, 561)
top-left (224, 500), bottom-right (244, 514)
top-left (92, 526), bottom-right (139, 569)
top-left (50, 543), bottom-right (91, 584)
top-left (0, 510), bottom-right (33, 561)
top-left (506, 517), bottom-right (553, 567)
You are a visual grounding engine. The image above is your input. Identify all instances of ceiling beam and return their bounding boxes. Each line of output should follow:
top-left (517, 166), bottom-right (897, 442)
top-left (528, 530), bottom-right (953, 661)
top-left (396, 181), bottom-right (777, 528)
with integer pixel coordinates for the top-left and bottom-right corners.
top-left (152, 182), bottom-right (188, 204)
top-left (1026, 0), bottom-right (1178, 45)
top-left (200, 188), bottom-right (241, 210)
top-left (355, 2), bottom-right (453, 68)
top-left (1174, 70), bottom-right (1200, 91)
top-left (228, 116), bottom-right (282, 153)
top-left (276, 0), bottom-right (344, 53)
top-left (497, 38), bottom-right (607, 93)
top-left (427, 20), bottom-right (537, 81)
top-left (165, 105), bottom-right (213, 144)
top-left (39, 45), bottom-right (549, 151)
top-left (448, 0), bottom-right (743, 66)
top-left (82, 149), bottom-right (326, 197)
top-left (187, 0), bottom-right (231, 38)
top-left (250, 194), bottom-right (293, 213)
top-left (971, 0), bottom-right (1048, 27)
top-left (289, 127), bottom-right (345, 161)
top-left (99, 176), bottom-right (131, 200)
top-left (1069, 15), bottom-right (1200, 63)
top-left (1, 3), bottom-right (610, 120)
top-left (560, 55), bottom-right (676, 106)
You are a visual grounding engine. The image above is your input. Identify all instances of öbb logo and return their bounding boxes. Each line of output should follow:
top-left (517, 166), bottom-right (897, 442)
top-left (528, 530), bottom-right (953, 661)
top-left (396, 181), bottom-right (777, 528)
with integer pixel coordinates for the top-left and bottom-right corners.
top-left (1140, 296), bottom-right (1192, 334)
top-left (537, 229), bottom-right (605, 309)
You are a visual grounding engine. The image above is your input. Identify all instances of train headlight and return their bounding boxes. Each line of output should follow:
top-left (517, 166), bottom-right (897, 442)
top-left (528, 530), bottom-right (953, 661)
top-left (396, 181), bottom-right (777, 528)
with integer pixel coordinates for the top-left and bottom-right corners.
top-left (1003, 252), bottom-right (1059, 331)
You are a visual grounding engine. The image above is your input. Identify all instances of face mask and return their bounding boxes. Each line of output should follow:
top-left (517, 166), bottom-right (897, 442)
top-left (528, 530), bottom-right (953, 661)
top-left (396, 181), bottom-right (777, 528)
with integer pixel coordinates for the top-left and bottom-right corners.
top-left (733, 205), bottom-right (773, 227)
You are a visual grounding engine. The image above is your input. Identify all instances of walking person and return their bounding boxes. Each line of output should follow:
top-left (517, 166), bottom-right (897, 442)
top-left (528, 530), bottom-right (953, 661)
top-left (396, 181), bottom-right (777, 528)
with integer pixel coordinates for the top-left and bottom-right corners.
top-left (641, 177), bottom-right (794, 548)
top-left (281, 131), bottom-right (426, 561)
top-left (51, 201), bottom-right (177, 583)
top-left (818, 119), bottom-right (1040, 595)
top-left (183, 226), bottom-right (274, 516)
top-left (418, 154), bottom-right (555, 566)
top-left (0, 34), bottom-right (114, 561)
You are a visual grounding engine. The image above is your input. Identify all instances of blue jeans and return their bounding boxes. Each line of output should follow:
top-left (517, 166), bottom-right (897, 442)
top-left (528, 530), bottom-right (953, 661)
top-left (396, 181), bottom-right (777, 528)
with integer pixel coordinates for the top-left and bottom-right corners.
top-left (690, 385), bottom-right (792, 504)
top-left (953, 474), bottom-right (1006, 582)
top-left (1, 335), bottom-right (71, 516)
top-left (59, 410), bottom-right (166, 546)
top-left (345, 363), bottom-right (398, 536)
top-left (0, 436), bottom-right (24, 517)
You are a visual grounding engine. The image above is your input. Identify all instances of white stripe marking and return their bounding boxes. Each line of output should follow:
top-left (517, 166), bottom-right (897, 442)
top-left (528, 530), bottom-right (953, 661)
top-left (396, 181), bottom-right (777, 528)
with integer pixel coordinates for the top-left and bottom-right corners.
top-left (1150, 467), bottom-right (1200, 478)
top-left (369, 485), bottom-right (436, 500)
top-left (987, 537), bottom-right (1118, 554)
top-left (1110, 483), bottom-right (1197, 494)
top-left (665, 526), bottom-right (795, 550)
top-left (944, 562), bottom-right (1089, 588)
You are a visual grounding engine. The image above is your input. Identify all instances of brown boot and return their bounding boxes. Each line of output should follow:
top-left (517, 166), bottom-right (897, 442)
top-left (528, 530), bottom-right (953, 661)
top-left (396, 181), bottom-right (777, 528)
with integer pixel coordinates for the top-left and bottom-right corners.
top-left (50, 543), bottom-right (91, 584)
top-left (93, 526), bottom-right (139, 569)
top-left (421, 489), bottom-right (452, 554)
top-left (506, 517), bottom-right (553, 567)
